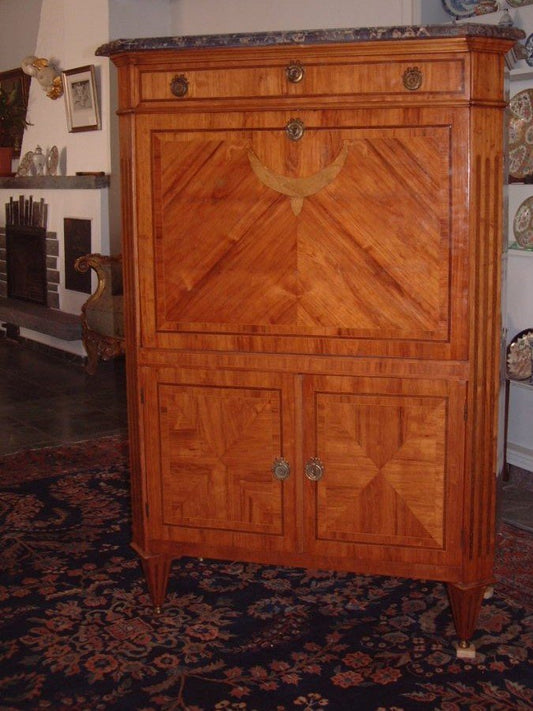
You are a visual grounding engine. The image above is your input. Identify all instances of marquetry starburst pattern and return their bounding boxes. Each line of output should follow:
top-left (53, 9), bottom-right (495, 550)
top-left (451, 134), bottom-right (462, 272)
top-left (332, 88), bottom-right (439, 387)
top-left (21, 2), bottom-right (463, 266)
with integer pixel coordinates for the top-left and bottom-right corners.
top-left (315, 392), bottom-right (447, 549)
top-left (158, 383), bottom-right (285, 536)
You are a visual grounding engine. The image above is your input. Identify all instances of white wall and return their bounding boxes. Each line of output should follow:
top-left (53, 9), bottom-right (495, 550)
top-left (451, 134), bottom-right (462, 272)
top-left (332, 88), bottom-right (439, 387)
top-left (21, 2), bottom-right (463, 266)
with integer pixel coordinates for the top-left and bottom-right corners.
top-left (109, 0), bottom-right (172, 38)
top-left (0, 0), bottom-right (42, 69)
top-left (171, 0), bottom-right (421, 34)
top-left (21, 0), bottom-right (111, 175)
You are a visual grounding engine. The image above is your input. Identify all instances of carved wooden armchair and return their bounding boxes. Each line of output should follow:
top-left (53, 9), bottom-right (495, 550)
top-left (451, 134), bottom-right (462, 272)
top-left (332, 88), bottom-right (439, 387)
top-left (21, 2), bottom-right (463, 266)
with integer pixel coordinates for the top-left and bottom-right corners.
top-left (74, 253), bottom-right (125, 374)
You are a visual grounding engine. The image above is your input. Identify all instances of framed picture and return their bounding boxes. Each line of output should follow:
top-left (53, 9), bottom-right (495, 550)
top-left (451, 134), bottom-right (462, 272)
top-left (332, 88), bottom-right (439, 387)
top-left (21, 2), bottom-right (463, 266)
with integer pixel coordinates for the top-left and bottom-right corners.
top-left (62, 65), bottom-right (100, 132)
top-left (0, 68), bottom-right (30, 156)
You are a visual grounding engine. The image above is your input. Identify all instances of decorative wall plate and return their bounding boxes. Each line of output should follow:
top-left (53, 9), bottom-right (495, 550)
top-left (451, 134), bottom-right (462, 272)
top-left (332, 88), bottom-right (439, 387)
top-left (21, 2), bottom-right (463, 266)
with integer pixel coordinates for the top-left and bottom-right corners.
top-left (441, 0), bottom-right (499, 17)
top-left (513, 196), bottom-right (533, 247)
top-left (507, 329), bottom-right (533, 381)
top-left (509, 89), bottom-right (533, 180)
top-left (525, 34), bottom-right (533, 66)
top-left (16, 151), bottom-right (34, 177)
top-left (506, 0), bottom-right (533, 7)
top-left (46, 145), bottom-right (59, 175)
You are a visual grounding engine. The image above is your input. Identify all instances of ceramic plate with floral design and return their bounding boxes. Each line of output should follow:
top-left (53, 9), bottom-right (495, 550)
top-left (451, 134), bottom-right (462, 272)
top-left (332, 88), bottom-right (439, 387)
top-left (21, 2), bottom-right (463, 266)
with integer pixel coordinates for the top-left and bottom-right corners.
top-left (513, 196), bottom-right (533, 247)
top-left (509, 89), bottom-right (533, 180)
top-left (507, 0), bottom-right (533, 7)
top-left (507, 330), bottom-right (533, 381)
top-left (441, 0), bottom-right (499, 17)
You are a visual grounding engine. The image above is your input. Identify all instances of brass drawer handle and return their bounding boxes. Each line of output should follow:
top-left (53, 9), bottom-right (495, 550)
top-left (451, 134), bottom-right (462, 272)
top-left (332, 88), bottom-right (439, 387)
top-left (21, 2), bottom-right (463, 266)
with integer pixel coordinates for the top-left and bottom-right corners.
top-left (170, 74), bottom-right (189, 98)
top-left (272, 457), bottom-right (291, 481)
top-left (305, 457), bottom-right (324, 482)
top-left (402, 66), bottom-right (423, 91)
top-left (285, 118), bottom-right (305, 142)
top-left (285, 62), bottom-right (305, 84)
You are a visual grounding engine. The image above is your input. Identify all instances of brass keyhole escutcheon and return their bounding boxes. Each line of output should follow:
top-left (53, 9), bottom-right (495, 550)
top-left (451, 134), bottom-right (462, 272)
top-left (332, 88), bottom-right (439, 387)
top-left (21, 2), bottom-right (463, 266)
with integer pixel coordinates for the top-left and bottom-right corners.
top-left (402, 66), bottom-right (423, 91)
top-left (170, 74), bottom-right (189, 97)
top-left (285, 62), bottom-right (305, 84)
top-left (285, 118), bottom-right (305, 142)
top-left (272, 457), bottom-right (291, 481)
top-left (305, 457), bottom-right (324, 482)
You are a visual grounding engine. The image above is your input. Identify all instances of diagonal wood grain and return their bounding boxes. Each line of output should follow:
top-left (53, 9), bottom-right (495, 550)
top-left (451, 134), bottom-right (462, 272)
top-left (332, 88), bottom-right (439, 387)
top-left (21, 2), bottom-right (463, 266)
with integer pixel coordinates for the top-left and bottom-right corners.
top-left (315, 392), bottom-right (447, 547)
top-left (155, 128), bottom-right (451, 341)
top-left (159, 383), bottom-right (285, 534)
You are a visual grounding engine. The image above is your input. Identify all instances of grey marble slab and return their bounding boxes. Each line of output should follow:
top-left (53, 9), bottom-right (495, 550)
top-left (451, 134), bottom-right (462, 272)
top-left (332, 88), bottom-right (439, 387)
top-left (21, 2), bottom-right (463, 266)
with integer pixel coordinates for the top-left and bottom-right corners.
top-left (96, 23), bottom-right (525, 56)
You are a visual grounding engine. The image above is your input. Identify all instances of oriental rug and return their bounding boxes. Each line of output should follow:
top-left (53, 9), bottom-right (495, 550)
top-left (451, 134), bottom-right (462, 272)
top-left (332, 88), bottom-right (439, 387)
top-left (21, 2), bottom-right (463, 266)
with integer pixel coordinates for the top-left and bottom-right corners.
top-left (1, 437), bottom-right (532, 710)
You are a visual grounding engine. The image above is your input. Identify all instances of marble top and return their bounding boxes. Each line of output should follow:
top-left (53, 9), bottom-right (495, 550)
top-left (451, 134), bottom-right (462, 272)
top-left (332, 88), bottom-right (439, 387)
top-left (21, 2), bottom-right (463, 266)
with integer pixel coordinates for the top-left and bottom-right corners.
top-left (96, 23), bottom-right (525, 56)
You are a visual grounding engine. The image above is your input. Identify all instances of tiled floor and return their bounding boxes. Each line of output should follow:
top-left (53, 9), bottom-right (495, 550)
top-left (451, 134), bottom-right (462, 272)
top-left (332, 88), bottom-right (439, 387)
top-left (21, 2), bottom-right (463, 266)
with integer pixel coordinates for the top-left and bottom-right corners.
top-left (0, 336), bottom-right (531, 532)
top-left (0, 337), bottom-right (127, 456)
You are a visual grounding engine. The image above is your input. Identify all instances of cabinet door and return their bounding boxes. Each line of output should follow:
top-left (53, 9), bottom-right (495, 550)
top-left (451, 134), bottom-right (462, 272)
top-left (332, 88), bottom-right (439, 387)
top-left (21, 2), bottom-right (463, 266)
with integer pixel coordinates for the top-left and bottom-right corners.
top-left (302, 375), bottom-right (466, 576)
top-left (137, 109), bottom-right (465, 360)
top-left (141, 366), bottom-right (298, 559)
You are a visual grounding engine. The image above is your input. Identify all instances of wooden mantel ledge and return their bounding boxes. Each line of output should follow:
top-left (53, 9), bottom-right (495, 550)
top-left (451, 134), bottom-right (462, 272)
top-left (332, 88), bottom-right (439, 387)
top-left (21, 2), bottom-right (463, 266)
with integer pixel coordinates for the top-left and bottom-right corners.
top-left (0, 175), bottom-right (110, 190)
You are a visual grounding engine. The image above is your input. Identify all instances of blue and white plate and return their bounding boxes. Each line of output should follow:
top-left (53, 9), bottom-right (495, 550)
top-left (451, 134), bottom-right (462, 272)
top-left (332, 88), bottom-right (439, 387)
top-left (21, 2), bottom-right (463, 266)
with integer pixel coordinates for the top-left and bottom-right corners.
top-left (441, 0), bottom-right (499, 18)
top-left (525, 33), bottom-right (533, 66)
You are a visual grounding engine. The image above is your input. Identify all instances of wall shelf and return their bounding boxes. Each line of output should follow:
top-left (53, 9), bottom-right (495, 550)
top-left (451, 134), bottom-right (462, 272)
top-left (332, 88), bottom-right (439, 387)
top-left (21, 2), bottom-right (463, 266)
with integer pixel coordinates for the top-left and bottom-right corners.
top-left (508, 244), bottom-right (533, 257)
top-left (0, 175), bottom-right (110, 190)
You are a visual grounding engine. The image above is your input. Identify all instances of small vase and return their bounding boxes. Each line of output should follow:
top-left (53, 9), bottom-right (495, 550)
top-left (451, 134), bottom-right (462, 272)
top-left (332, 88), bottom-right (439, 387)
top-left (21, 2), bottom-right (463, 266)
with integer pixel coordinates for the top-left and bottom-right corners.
top-left (32, 146), bottom-right (46, 176)
top-left (0, 146), bottom-right (13, 176)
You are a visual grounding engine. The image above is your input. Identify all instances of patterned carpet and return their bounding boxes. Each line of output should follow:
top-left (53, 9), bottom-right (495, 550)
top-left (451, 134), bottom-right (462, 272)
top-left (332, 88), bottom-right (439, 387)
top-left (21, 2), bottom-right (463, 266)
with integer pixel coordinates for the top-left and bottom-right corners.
top-left (1, 437), bottom-right (532, 710)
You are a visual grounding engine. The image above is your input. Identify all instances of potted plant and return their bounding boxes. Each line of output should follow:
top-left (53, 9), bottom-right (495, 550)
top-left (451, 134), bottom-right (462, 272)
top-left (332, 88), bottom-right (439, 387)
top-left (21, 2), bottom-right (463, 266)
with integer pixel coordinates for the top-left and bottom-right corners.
top-left (0, 84), bottom-right (30, 175)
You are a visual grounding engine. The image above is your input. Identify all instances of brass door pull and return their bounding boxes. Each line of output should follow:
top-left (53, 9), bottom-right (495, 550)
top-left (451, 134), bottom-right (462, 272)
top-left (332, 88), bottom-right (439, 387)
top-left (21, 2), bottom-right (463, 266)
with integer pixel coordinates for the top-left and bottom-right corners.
top-left (272, 457), bottom-right (291, 481)
top-left (285, 118), bottom-right (305, 141)
top-left (305, 457), bottom-right (324, 482)
top-left (402, 66), bottom-right (423, 91)
top-left (170, 74), bottom-right (189, 97)
top-left (285, 62), bottom-right (305, 84)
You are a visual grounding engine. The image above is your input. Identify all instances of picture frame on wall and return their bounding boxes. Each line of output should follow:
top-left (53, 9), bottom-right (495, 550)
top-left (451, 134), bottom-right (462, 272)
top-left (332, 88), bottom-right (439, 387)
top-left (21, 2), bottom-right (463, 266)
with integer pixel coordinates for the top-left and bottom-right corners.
top-left (62, 65), bottom-right (100, 132)
top-left (0, 68), bottom-right (30, 156)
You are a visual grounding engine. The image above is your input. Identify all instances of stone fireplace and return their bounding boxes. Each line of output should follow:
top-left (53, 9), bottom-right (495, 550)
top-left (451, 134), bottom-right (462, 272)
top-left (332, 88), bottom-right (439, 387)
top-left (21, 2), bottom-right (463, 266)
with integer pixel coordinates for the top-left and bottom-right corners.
top-left (2, 195), bottom-right (59, 308)
top-left (6, 225), bottom-right (48, 305)
top-left (0, 175), bottom-right (111, 352)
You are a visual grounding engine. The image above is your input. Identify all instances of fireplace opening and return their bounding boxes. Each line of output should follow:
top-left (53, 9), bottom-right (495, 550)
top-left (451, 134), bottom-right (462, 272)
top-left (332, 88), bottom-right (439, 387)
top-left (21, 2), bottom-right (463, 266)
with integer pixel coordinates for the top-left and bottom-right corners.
top-left (6, 224), bottom-right (48, 305)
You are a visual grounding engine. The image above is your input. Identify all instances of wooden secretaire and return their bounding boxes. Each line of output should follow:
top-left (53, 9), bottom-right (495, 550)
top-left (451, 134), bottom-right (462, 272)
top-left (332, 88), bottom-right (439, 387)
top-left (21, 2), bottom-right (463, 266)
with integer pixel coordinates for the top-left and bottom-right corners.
top-left (98, 23), bottom-right (522, 652)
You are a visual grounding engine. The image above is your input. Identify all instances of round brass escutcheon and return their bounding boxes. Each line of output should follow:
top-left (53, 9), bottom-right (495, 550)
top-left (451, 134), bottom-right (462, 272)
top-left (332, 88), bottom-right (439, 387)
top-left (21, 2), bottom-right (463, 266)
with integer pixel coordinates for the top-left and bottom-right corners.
top-left (402, 66), bottom-right (423, 91)
top-left (285, 118), bottom-right (305, 142)
top-left (272, 457), bottom-right (291, 481)
top-left (285, 62), bottom-right (305, 84)
top-left (305, 457), bottom-right (324, 482)
top-left (170, 74), bottom-right (189, 98)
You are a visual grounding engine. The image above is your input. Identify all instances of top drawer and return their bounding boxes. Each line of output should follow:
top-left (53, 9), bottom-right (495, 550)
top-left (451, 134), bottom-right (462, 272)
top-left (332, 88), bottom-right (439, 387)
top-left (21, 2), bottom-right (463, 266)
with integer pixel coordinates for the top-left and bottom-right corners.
top-left (138, 58), bottom-right (466, 105)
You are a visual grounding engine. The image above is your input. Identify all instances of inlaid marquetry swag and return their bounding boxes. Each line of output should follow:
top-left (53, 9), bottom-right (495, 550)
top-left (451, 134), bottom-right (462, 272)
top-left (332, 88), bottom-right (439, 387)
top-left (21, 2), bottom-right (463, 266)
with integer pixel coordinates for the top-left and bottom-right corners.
top-left (98, 22), bottom-right (524, 659)
top-left (248, 135), bottom-right (349, 216)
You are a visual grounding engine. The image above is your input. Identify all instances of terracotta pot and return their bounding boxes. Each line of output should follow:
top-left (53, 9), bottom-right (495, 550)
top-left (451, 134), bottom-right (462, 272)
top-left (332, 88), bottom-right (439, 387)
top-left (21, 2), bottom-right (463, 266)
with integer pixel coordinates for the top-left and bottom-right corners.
top-left (0, 146), bottom-right (14, 176)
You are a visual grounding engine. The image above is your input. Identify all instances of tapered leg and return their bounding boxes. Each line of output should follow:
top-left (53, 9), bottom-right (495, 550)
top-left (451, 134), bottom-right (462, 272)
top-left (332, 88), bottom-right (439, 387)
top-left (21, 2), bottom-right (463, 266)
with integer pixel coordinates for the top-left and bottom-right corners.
top-left (140, 555), bottom-right (172, 613)
top-left (447, 581), bottom-right (487, 656)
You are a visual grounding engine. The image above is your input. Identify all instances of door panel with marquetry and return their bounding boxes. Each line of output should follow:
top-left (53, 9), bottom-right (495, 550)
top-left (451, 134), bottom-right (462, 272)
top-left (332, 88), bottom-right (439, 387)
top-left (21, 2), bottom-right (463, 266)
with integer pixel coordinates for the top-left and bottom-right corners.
top-left (302, 375), bottom-right (466, 569)
top-left (141, 367), bottom-right (298, 557)
top-left (144, 116), bottom-right (463, 359)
